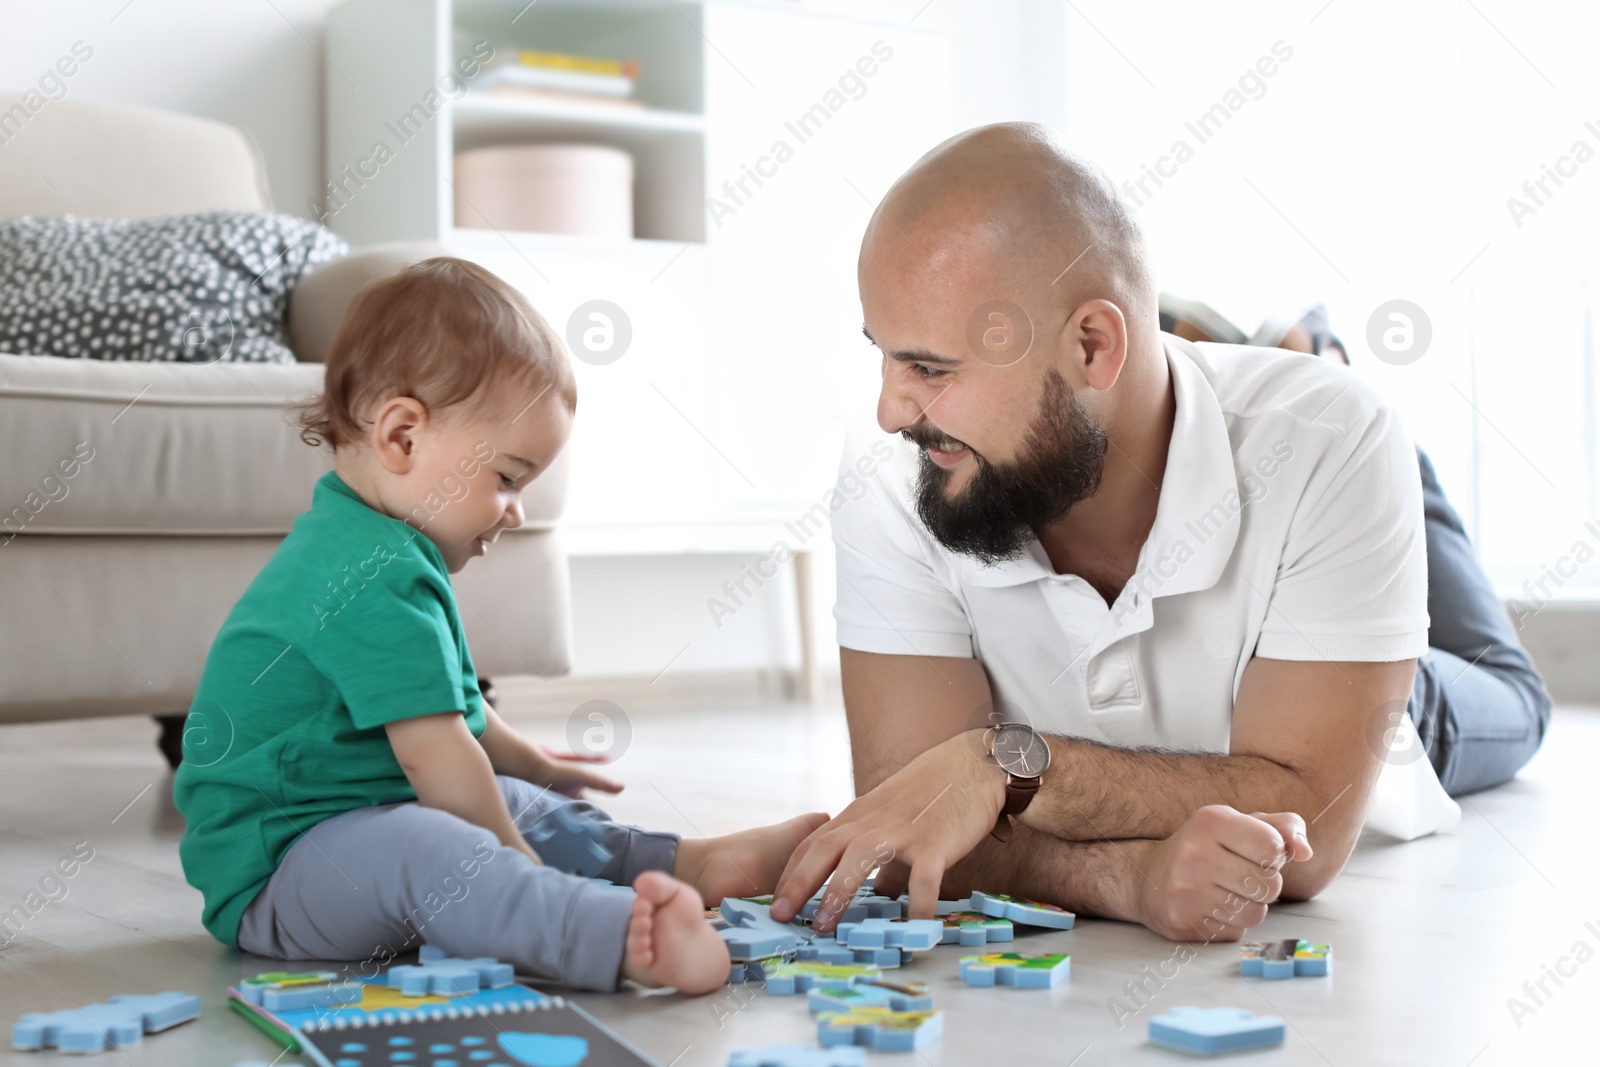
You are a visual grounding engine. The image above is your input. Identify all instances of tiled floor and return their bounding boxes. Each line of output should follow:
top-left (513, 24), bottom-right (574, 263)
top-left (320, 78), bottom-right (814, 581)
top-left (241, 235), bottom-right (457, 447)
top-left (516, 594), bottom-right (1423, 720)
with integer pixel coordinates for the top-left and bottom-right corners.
top-left (0, 693), bottom-right (1595, 1066)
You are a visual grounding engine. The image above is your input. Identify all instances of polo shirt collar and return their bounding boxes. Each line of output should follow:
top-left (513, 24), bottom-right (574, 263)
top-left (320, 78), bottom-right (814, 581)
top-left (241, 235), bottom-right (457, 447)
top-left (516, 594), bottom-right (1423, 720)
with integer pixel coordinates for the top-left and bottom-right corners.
top-left (953, 335), bottom-right (1239, 599)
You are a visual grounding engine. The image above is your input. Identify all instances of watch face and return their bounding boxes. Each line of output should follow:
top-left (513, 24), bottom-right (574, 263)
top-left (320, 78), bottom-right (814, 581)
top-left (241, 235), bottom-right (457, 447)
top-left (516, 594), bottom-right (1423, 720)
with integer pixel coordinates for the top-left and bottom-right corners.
top-left (992, 723), bottom-right (1049, 777)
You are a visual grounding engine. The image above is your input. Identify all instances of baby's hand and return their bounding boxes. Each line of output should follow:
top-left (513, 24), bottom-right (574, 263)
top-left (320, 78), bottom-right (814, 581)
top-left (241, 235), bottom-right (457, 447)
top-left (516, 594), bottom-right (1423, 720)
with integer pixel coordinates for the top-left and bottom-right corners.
top-left (530, 744), bottom-right (625, 799)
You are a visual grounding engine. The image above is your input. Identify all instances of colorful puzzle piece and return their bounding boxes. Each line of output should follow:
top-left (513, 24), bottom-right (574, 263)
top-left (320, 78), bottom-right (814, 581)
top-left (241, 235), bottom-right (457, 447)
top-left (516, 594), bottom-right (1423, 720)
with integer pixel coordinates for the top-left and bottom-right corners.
top-left (795, 942), bottom-right (904, 968)
top-left (527, 802), bottom-right (614, 878)
top-left (387, 946), bottom-right (514, 996)
top-left (939, 911), bottom-right (1015, 947)
top-left (834, 917), bottom-right (944, 952)
top-left (969, 890), bottom-right (1076, 930)
top-left (1148, 1006), bottom-right (1286, 1055)
top-left (236, 971), bottom-right (363, 1013)
top-left (728, 1044), bottom-right (867, 1067)
top-left (958, 951), bottom-right (1070, 988)
top-left (13, 991), bottom-right (202, 1053)
top-left (761, 961), bottom-right (882, 995)
top-left (808, 979), bottom-right (933, 1014)
top-left (816, 1007), bottom-right (942, 1051)
top-left (1239, 939), bottom-right (1332, 979)
top-left (719, 897), bottom-right (813, 961)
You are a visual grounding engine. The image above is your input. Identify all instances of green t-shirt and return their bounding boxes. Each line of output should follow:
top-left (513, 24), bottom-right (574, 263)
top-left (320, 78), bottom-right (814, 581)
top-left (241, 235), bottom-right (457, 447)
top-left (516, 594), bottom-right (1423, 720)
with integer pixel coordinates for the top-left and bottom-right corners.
top-left (174, 470), bottom-right (485, 947)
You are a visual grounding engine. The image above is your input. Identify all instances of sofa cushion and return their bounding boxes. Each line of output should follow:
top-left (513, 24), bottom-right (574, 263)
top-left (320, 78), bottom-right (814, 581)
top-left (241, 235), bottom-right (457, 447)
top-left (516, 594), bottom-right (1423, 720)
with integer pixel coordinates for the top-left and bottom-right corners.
top-left (288, 241), bottom-right (447, 364)
top-left (0, 211), bottom-right (347, 364)
top-left (0, 354), bottom-right (568, 536)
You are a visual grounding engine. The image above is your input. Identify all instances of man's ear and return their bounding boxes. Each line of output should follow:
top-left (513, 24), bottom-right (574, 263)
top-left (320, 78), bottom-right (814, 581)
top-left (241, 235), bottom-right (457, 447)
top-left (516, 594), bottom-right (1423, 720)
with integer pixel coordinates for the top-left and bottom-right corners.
top-left (369, 397), bottom-right (429, 475)
top-left (1067, 299), bottom-right (1129, 392)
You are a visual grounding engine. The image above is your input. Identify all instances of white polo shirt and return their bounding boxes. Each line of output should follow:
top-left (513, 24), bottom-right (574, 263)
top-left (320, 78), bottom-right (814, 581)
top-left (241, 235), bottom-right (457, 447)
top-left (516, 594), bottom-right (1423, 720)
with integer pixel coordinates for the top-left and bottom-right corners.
top-left (833, 335), bottom-right (1431, 754)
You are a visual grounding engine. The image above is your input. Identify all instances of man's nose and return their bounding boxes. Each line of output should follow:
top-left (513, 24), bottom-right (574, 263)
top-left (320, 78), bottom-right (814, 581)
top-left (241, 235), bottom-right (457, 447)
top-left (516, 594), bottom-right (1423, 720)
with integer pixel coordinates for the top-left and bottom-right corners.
top-left (877, 360), bottom-right (927, 435)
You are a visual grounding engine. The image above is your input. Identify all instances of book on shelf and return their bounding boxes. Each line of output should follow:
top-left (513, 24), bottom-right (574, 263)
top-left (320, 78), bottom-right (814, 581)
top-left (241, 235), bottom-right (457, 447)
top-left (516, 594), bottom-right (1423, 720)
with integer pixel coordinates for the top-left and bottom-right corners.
top-left (480, 49), bottom-right (641, 99)
top-left (479, 85), bottom-right (647, 110)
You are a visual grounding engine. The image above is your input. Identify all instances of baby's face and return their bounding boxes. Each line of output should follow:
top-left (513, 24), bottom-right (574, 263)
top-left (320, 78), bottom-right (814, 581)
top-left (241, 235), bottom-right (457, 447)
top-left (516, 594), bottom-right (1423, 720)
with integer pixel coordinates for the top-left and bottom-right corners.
top-left (403, 386), bottom-right (572, 573)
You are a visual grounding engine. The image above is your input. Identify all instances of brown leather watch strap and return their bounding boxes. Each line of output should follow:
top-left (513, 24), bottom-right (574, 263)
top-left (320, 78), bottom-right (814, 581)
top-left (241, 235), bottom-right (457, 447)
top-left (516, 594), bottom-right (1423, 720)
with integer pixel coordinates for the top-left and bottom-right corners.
top-left (1000, 774), bottom-right (1040, 817)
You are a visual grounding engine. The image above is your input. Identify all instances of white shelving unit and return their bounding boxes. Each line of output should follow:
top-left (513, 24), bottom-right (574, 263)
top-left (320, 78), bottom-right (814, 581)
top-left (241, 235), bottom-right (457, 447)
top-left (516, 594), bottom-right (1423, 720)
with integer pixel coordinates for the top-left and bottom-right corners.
top-left (325, 0), bottom-right (707, 247)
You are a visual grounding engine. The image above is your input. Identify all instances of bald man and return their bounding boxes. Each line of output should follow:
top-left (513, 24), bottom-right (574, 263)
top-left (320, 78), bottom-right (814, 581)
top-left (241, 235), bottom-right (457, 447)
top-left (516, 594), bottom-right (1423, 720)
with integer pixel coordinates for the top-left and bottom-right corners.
top-left (770, 123), bottom-right (1430, 942)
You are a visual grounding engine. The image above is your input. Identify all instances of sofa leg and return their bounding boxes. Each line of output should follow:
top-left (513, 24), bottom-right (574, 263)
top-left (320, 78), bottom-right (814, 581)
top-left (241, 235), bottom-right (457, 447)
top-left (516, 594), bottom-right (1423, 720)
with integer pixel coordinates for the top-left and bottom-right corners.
top-left (478, 677), bottom-right (498, 710)
top-left (156, 713), bottom-right (186, 770)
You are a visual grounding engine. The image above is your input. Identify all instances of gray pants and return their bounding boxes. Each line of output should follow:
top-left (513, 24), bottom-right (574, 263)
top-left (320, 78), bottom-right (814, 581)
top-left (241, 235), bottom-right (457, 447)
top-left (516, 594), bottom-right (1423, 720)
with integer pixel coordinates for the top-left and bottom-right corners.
top-left (237, 776), bottom-right (678, 991)
top-left (1410, 449), bottom-right (1553, 795)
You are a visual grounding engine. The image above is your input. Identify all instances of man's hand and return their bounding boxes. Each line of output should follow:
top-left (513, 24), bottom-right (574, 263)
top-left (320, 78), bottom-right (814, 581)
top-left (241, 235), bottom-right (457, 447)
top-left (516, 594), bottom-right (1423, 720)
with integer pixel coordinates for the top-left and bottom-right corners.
top-left (770, 730), bottom-right (1005, 930)
top-left (1135, 805), bottom-right (1313, 941)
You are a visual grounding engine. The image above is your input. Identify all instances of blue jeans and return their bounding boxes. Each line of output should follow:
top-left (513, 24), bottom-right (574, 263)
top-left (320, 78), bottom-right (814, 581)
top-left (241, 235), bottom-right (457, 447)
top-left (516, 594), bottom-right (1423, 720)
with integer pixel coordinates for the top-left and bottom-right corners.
top-left (1409, 449), bottom-right (1552, 795)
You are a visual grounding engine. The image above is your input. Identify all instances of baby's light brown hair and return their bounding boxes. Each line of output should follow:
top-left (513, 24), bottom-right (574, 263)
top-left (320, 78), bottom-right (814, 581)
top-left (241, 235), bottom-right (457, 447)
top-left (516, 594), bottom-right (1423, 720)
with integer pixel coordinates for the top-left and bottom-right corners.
top-left (297, 257), bottom-right (576, 450)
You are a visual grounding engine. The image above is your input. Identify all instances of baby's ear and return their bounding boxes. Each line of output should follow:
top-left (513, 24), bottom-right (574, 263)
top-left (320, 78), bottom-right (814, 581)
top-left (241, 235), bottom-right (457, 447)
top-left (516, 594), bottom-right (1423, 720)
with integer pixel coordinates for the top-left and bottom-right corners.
top-left (372, 397), bottom-right (429, 473)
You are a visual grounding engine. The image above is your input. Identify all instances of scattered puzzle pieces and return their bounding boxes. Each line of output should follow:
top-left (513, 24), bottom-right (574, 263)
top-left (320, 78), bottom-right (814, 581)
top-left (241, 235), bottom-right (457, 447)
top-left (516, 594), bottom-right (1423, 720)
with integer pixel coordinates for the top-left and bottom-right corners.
top-left (761, 961), bottom-right (882, 996)
top-left (719, 897), bottom-right (813, 961)
top-left (939, 912), bottom-right (1014, 947)
top-left (527, 802), bottom-right (614, 878)
top-left (13, 991), bottom-right (202, 1053)
top-left (1148, 1006), bottom-right (1286, 1055)
top-left (959, 951), bottom-right (1070, 989)
top-left (387, 946), bottom-right (513, 996)
top-left (834, 917), bottom-right (944, 952)
top-left (1240, 939), bottom-right (1331, 979)
top-left (728, 1044), bottom-right (867, 1067)
top-left (236, 972), bottom-right (362, 1013)
top-left (969, 890), bottom-right (1075, 930)
top-left (816, 1007), bottom-right (943, 1051)
top-left (808, 979), bottom-right (933, 1014)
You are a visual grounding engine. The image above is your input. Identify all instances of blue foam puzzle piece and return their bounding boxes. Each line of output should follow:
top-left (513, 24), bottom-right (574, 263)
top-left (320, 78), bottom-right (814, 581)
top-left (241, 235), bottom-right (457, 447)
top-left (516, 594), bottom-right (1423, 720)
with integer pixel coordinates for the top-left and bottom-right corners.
top-left (760, 961), bottom-right (881, 996)
top-left (237, 972), bottom-right (364, 1013)
top-left (795, 943), bottom-right (903, 968)
top-left (13, 991), bottom-right (202, 1053)
top-left (816, 1008), bottom-right (943, 1051)
top-left (969, 890), bottom-right (1076, 930)
top-left (834, 918), bottom-right (944, 952)
top-left (958, 952), bottom-right (1070, 989)
top-left (1239, 939), bottom-right (1332, 979)
top-left (718, 897), bottom-right (813, 961)
top-left (728, 1043), bottom-right (867, 1067)
top-left (526, 803), bottom-right (614, 878)
top-left (808, 980), bottom-right (933, 1013)
top-left (388, 948), bottom-right (514, 996)
top-left (1149, 1006), bottom-right (1286, 1055)
top-left (938, 911), bottom-right (1015, 947)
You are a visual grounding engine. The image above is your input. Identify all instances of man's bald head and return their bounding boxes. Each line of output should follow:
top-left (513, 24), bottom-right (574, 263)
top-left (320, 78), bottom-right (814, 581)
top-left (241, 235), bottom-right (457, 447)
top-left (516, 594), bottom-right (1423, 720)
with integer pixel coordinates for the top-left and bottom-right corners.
top-left (862, 122), bottom-right (1154, 330)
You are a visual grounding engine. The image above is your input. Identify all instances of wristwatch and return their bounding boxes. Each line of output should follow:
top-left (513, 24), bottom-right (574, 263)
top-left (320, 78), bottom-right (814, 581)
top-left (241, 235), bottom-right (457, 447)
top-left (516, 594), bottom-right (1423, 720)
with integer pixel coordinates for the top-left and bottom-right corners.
top-left (986, 722), bottom-right (1050, 841)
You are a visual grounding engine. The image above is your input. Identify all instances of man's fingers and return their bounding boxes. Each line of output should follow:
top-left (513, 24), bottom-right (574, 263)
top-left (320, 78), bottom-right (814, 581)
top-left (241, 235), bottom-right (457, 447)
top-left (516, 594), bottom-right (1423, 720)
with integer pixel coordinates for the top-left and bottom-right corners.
top-left (904, 858), bottom-right (945, 920)
top-left (1199, 805), bottom-right (1290, 871)
top-left (872, 859), bottom-right (912, 899)
top-left (1250, 811), bottom-right (1313, 863)
top-left (773, 828), bottom-right (852, 924)
top-left (820, 837), bottom-right (891, 923)
top-left (772, 822), bottom-right (834, 917)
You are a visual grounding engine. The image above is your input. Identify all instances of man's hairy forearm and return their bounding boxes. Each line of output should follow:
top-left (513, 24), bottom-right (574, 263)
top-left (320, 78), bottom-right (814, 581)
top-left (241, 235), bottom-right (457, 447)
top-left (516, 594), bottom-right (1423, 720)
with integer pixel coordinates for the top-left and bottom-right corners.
top-left (938, 823), bottom-right (1157, 923)
top-left (1029, 737), bottom-right (1315, 842)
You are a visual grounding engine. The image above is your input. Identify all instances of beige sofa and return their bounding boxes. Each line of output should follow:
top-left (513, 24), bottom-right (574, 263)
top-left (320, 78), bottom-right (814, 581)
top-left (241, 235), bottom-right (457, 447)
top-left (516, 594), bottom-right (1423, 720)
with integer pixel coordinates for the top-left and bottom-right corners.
top-left (0, 96), bottom-right (572, 734)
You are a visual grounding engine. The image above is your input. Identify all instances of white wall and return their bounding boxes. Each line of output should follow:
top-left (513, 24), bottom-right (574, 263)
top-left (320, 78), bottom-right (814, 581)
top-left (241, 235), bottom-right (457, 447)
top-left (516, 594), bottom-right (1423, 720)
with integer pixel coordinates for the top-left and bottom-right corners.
top-left (1, 0), bottom-right (337, 221)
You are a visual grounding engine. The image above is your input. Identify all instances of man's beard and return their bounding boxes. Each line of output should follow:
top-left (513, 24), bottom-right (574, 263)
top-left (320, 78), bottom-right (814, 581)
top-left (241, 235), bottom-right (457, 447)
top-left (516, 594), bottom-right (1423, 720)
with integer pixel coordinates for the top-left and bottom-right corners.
top-left (908, 370), bottom-right (1108, 564)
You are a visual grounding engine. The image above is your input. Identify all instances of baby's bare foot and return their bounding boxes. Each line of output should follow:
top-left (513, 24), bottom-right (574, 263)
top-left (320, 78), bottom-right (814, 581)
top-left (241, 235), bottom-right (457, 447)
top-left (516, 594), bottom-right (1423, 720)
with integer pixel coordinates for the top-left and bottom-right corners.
top-left (676, 812), bottom-right (830, 906)
top-left (621, 871), bottom-right (730, 995)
